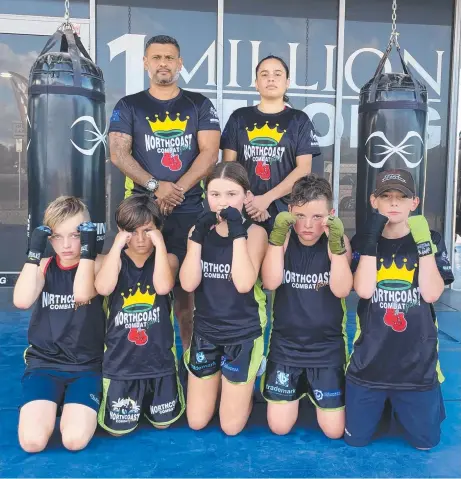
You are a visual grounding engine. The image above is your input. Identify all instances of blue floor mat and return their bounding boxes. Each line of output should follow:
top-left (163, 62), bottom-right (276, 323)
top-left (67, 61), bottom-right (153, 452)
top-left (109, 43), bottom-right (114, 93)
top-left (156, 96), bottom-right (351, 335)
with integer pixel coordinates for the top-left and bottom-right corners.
top-left (0, 306), bottom-right (460, 478)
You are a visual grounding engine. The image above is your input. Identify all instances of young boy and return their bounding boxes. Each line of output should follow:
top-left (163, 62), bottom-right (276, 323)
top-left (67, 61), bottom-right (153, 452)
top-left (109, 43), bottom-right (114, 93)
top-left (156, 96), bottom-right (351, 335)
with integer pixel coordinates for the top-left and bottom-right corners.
top-left (14, 196), bottom-right (105, 453)
top-left (261, 175), bottom-right (353, 438)
top-left (347, 169), bottom-right (454, 449)
top-left (95, 194), bottom-right (184, 435)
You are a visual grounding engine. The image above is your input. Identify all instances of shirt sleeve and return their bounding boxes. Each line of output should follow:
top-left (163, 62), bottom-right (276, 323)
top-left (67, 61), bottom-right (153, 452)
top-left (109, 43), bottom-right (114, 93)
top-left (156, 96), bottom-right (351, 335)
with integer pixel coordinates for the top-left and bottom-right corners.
top-left (296, 112), bottom-right (321, 157)
top-left (108, 98), bottom-right (133, 136)
top-left (431, 231), bottom-right (455, 285)
top-left (198, 97), bottom-right (221, 131)
top-left (220, 113), bottom-right (238, 151)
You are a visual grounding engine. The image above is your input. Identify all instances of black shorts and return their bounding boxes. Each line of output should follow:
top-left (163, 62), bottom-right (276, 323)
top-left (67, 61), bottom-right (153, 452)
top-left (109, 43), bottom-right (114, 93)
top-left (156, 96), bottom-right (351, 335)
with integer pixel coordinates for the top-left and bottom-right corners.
top-left (184, 331), bottom-right (264, 384)
top-left (163, 210), bottom-right (202, 266)
top-left (344, 379), bottom-right (446, 448)
top-left (261, 360), bottom-right (345, 410)
top-left (97, 374), bottom-right (185, 434)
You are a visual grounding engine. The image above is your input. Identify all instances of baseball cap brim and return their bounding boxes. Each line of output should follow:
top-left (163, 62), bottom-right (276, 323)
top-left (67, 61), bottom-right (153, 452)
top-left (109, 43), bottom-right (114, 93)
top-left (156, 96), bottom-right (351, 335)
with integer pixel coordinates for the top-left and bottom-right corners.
top-left (374, 185), bottom-right (414, 197)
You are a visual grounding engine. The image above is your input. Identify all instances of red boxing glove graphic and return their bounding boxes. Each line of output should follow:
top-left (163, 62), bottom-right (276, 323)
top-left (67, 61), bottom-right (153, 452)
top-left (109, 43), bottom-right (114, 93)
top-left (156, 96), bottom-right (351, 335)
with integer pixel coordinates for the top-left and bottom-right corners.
top-left (383, 308), bottom-right (408, 332)
top-left (161, 152), bottom-right (182, 171)
top-left (169, 154), bottom-right (182, 171)
top-left (392, 312), bottom-right (407, 332)
top-left (135, 329), bottom-right (148, 345)
top-left (127, 328), bottom-right (148, 345)
top-left (255, 161), bottom-right (271, 180)
top-left (384, 308), bottom-right (396, 327)
top-left (128, 327), bottom-right (139, 343)
top-left (161, 152), bottom-right (173, 168)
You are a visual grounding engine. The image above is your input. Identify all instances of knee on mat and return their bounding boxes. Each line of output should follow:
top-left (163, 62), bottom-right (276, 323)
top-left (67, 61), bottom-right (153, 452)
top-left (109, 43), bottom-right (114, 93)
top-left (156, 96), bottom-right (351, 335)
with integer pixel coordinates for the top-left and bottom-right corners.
top-left (187, 414), bottom-right (210, 431)
top-left (320, 424), bottom-right (344, 440)
top-left (61, 429), bottom-right (92, 451)
top-left (268, 419), bottom-right (293, 436)
top-left (220, 418), bottom-right (245, 436)
top-left (19, 432), bottom-right (49, 453)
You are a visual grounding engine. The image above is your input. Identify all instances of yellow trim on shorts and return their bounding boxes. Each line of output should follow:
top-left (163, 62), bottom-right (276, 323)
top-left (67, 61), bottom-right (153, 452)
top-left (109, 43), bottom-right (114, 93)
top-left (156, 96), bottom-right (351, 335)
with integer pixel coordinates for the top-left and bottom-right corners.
top-left (97, 377), bottom-right (138, 435)
top-left (254, 278), bottom-right (268, 331)
top-left (23, 346), bottom-right (31, 366)
top-left (184, 334), bottom-right (265, 385)
top-left (346, 313), bottom-right (362, 370)
top-left (304, 392), bottom-right (345, 411)
top-left (183, 345), bottom-right (221, 380)
top-left (260, 377), bottom-right (345, 411)
top-left (259, 371), bottom-right (300, 404)
top-left (225, 334), bottom-right (265, 385)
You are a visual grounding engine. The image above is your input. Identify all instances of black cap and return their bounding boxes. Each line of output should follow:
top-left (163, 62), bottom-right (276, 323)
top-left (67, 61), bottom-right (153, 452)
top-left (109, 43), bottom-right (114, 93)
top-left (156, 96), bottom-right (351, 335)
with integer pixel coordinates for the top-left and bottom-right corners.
top-left (374, 169), bottom-right (416, 197)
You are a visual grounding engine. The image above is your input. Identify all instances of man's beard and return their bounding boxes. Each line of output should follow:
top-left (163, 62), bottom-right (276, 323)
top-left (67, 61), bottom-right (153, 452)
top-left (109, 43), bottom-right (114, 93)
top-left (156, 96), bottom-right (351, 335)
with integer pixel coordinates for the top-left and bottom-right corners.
top-left (151, 69), bottom-right (181, 85)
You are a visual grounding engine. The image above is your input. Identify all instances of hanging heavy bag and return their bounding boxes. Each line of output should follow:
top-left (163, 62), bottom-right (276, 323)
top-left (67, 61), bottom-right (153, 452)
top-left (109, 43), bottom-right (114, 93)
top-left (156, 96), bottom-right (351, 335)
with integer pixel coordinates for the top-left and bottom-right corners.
top-left (27, 25), bottom-right (106, 252)
top-left (355, 41), bottom-right (427, 232)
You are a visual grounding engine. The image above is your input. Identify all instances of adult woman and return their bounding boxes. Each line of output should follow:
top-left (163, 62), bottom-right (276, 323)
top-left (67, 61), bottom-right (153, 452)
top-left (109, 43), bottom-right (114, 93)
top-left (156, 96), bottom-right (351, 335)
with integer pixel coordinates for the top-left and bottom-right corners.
top-left (221, 55), bottom-right (321, 231)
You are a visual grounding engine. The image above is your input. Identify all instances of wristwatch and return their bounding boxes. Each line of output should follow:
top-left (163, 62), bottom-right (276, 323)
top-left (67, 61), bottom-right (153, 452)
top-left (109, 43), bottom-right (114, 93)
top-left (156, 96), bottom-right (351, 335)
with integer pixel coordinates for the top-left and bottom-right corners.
top-left (145, 177), bottom-right (159, 193)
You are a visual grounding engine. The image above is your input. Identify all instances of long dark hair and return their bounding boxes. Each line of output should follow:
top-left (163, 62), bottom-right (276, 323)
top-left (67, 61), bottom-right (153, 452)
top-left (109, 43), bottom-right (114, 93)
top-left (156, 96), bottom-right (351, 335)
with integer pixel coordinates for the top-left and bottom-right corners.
top-left (255, 55), bottom-right (290, 104)
top-left (205, 162), bottom-right (250, 192)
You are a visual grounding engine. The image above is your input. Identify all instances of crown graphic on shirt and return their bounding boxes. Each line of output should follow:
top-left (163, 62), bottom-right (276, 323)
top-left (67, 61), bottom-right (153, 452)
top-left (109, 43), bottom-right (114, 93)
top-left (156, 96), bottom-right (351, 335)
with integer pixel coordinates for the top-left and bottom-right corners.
top-left (121, 283), bottom-right (156, 313)
top-left (376, 255), bottom-right (417, 290)
top-left (146, 112), bottom-right (189, 138)
top-left (246, 122), bottom-right (285, 146)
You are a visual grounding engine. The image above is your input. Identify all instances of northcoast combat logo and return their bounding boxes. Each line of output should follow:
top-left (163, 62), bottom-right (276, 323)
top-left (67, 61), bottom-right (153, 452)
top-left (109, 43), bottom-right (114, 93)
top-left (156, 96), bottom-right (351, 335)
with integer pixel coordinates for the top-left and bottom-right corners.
top-left (114, 283), bottom-right (160, 346)
top-left (145, 111), bottom-right (192, 171)
top-left (373, 255), bottom-right (419, 332)
top-left (245, 122), bottom-right (286, 180)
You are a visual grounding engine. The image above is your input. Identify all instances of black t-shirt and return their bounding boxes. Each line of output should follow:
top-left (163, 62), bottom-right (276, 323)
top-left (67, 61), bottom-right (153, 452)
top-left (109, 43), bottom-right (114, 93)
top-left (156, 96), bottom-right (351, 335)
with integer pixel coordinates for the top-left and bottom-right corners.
top-left (270, 233), bottom-right (347, 368)
top-left (193, 223), bottom-right (267, 344)
top-left (220, 106), bottom-right (320, 215)
top-left (26, 257), bottom-right (105, 372)
top-left (109, 89), bottom-right (221, 213)
top-left (348, 231), bottom-right (454, 390)
top-left (102, 251), bottom-right (175, 380)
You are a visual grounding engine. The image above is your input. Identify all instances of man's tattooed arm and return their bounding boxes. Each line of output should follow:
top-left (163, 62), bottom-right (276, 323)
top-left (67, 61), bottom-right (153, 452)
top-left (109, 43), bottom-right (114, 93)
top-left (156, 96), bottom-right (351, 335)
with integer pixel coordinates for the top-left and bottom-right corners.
top-left (109, 132), bottom-right (152, 186)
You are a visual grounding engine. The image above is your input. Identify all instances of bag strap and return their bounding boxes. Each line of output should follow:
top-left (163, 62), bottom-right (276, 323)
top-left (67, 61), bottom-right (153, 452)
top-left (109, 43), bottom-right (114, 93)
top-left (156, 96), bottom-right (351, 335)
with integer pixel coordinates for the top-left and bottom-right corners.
top-left (62, 26), bottom-right (82, 88)
top-left (368, 41), bottom-right (422, 102)
top-left (36, 25), bottom-right (94, 88)
top-left (38, 29), bottom-right (64, 56)
top-left (74, 33), bottom-right (92, 61)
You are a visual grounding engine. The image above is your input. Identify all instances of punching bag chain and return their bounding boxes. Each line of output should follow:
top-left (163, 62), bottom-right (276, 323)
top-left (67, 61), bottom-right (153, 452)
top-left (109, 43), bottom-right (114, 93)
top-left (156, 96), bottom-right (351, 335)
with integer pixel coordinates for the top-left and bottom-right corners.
top-left (63, 0), bottom-right (70, 24)
top-left (389, 0), bottom-right (400, 47)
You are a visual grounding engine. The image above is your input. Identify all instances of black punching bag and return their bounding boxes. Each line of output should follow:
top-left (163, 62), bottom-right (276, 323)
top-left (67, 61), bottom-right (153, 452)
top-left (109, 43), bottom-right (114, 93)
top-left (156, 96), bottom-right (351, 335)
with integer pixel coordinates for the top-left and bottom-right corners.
top-left (356, 44), bottom-right (427, 232)
top-left (27, 26), bottom-right (106, 250)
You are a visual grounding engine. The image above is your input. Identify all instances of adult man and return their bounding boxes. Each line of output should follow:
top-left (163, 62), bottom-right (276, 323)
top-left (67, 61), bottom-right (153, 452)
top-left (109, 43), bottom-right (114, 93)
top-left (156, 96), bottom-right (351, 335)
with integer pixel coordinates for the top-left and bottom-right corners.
top-left (108, 35), bottom-right (221, 350)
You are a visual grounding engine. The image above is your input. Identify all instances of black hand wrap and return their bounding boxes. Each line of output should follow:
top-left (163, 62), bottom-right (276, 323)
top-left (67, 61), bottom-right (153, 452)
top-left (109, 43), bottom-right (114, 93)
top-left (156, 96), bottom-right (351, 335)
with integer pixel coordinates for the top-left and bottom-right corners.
top-left (26, 226), bottom-right (52, 265)
top-left (219, 207), bottom-right (247, 240)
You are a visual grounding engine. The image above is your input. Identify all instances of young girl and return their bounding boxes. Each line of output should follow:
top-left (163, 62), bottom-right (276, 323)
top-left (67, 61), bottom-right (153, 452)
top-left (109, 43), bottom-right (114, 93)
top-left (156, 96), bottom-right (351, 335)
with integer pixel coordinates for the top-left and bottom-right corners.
top-left (14, 196), bottom-right (105, 452)
top-left (180, 162), bottom-right (268, 436)
top-left (221, 55), bottom-right (320, 231)
top-left (261, 175), bottom-right (352, 439)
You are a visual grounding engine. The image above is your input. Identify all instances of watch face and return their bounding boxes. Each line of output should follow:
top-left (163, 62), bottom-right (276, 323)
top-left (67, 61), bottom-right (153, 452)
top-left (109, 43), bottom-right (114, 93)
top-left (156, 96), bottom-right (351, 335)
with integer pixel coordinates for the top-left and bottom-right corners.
top-left (147, 179), bottom-right (158, 191)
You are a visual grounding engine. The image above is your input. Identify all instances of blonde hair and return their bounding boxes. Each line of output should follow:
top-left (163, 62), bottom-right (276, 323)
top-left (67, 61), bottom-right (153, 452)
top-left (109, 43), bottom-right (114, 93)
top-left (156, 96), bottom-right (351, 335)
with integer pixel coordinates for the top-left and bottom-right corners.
top-left (43, 196), bottom-right (89, 230)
